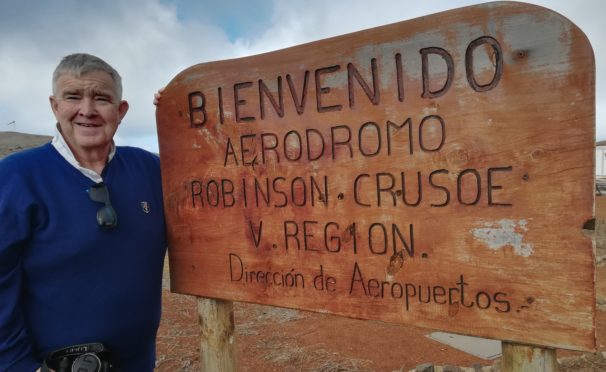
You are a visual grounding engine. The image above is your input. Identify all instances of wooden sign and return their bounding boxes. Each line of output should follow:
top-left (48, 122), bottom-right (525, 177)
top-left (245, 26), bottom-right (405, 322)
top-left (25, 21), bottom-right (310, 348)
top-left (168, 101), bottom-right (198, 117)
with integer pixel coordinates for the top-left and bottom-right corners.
top-left (156, 1), bottom-right (596, 351)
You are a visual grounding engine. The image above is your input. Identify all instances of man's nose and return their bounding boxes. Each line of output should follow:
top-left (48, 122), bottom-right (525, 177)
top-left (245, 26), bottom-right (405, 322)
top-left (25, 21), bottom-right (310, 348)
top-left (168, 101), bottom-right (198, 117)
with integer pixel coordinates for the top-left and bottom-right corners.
top-left (78, 98), bottom-right (97, 116)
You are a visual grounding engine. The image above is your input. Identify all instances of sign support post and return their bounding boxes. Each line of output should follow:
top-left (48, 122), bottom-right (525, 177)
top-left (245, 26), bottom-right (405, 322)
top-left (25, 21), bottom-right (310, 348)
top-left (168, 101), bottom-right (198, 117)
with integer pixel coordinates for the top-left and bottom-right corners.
top-left (502, 342), bottom-right (558, 371)
top-left (197, 298), bottom-right (236, 372)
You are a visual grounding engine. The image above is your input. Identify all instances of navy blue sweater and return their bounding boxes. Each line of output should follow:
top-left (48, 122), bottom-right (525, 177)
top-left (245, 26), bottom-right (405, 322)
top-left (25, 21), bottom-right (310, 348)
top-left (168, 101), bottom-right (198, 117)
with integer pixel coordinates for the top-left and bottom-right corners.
top-left (0, 143), bottom-right (167, 371)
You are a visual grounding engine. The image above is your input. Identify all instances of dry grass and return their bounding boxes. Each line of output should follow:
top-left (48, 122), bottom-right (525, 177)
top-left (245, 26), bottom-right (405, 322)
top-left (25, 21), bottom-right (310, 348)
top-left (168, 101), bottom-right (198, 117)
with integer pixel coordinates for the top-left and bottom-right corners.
top-left (155, 293), bottom-right (198, 372)
top-left (251, 335), bottom-right (372, 372)
top-left (236, 304), bottom-right (372, 371)
top-left (558, 352), bottom-right (606, 372)
top-left (236, 304), bottom-right (303, 336)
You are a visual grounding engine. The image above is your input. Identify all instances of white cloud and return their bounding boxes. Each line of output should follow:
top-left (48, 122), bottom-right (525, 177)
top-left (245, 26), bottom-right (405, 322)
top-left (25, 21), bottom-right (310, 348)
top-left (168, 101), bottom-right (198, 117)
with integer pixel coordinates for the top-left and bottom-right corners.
top-left (0, 0), bottom-right (235, 151)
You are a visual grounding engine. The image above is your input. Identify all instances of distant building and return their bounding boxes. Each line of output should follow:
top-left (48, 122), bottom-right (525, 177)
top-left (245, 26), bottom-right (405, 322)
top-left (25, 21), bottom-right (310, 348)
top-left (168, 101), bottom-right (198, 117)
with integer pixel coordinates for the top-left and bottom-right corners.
top-left (596, 141), bottom-right (606, 195)
top-left (597, 140), bottom-right (606, 176)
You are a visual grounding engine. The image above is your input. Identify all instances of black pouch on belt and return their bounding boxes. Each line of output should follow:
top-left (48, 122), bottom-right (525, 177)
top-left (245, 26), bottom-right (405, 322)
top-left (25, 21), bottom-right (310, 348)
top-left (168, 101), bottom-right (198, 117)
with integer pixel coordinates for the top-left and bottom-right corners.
top-left (41, 342), bottom-right (114, 372)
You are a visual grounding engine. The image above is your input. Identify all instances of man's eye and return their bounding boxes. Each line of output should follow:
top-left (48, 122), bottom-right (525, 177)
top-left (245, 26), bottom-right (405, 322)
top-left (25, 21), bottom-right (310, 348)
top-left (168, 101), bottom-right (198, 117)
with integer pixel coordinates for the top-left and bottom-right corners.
top-left (65, 95), bottom-right (80, 100)
top-left (95, 96), bottom-right (111, 102)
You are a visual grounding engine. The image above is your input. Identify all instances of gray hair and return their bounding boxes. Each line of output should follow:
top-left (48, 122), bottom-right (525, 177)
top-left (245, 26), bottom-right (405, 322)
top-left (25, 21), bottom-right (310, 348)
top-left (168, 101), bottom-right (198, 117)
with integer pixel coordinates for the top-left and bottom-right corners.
top-left (52, 53), bottom-right (123, 100)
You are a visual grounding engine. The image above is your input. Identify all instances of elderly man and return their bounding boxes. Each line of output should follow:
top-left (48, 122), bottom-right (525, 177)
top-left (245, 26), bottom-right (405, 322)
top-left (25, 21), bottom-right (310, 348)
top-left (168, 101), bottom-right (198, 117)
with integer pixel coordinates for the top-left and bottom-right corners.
top-left (0, 53), bottom-right (167, 371)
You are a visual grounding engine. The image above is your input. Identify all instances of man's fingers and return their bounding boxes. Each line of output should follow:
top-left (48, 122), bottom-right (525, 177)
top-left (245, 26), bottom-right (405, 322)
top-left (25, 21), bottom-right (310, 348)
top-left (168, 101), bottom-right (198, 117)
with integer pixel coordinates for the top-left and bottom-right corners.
top-left (153, 87), bottom-right (166, 106)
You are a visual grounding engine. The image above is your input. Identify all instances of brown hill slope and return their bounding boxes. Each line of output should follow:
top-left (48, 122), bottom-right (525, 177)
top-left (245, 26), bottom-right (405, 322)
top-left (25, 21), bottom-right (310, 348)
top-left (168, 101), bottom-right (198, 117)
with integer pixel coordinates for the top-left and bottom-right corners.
top-left (0, 131), bottom-right (52, 159)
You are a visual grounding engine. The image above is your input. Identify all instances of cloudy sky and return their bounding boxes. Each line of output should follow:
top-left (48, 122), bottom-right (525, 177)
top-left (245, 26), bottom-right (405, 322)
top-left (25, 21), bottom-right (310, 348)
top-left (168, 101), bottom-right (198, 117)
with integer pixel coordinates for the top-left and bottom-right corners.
top-left (0, 0), bottom-right (602, 152)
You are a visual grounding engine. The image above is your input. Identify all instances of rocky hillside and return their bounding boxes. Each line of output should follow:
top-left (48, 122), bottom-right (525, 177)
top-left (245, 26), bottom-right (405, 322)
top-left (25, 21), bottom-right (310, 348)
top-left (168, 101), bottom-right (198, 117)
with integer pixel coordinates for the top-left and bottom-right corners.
top-left (0, 131), bottom-right (52, 159)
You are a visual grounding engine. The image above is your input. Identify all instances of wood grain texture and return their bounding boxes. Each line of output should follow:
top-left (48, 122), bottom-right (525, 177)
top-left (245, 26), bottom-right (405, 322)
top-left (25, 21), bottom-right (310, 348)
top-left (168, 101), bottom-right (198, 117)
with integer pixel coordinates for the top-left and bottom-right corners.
top-left (156, 2), bottom-right (596, 350)
top-left (501, 342), bottom-right (557, 371)
top-left (197, 298), bottom-right (236, 371)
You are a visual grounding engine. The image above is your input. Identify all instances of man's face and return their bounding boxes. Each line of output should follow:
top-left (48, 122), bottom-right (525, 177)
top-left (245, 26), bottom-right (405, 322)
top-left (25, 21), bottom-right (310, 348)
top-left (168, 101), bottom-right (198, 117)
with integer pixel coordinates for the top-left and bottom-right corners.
top-left (50, 70), bottom-right (128, 158)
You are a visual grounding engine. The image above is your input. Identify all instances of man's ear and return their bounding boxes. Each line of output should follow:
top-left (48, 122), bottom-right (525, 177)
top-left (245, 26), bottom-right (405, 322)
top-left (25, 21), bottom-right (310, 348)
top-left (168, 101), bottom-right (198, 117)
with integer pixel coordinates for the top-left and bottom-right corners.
top-left (117, 100), bottom-right (129, 124)
top-left (49, 95), bottom-right (59, 115)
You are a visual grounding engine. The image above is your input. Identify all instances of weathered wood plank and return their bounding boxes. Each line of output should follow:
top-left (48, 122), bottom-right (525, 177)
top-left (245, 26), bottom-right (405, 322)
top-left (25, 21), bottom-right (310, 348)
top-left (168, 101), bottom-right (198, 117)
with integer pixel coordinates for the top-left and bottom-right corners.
top-left (501, 342), bottom-right (558, 371)
top-left (157, 1), bottom-right (596, 351)
top-left (197, 298), bottom-right (235, 372)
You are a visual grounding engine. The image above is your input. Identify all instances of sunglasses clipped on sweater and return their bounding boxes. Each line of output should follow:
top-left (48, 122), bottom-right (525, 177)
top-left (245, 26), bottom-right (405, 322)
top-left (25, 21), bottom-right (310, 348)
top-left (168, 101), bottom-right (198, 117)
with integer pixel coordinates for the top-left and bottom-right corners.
top-left (88, 182), bottom-right (118, 229)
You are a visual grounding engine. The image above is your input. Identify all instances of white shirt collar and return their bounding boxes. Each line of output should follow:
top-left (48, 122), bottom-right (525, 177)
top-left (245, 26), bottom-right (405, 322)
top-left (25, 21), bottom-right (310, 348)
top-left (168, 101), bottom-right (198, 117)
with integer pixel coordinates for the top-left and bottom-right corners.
top-left (51, 125), bottom-right (116, 184)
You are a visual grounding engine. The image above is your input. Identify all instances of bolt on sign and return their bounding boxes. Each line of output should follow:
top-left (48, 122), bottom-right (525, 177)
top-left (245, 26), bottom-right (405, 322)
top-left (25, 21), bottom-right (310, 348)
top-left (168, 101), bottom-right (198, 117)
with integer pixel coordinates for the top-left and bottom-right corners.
top-left (156, 1), bottom-right (596, 351)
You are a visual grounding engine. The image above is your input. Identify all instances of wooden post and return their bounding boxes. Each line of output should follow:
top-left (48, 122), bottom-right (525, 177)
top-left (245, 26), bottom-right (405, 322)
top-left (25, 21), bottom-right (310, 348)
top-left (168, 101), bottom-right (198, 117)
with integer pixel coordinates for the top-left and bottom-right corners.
top-left (197, 298), bottom-right (236, 372)
top-left (501, 342), bottom-right (558, 371)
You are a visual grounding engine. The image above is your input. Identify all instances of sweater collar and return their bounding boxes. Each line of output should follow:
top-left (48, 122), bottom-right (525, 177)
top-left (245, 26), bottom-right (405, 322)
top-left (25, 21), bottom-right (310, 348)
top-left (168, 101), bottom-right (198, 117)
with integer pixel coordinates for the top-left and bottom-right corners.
top-left (51, 124), bottom-right (116, 184)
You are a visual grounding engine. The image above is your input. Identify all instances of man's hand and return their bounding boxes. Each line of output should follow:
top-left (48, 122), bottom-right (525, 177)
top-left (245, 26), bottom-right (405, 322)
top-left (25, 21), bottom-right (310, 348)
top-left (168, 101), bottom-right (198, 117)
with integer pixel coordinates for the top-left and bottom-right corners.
top-left (153, 87), bottom-right (166, 105)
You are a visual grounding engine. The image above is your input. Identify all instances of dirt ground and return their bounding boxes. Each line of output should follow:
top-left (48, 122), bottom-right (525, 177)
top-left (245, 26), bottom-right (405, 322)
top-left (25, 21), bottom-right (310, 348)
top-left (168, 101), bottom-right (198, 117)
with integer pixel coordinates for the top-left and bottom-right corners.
top-left (155, 282), bottom-right (606, 372)
top-left (154, 198), bottom-right (606, 372)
